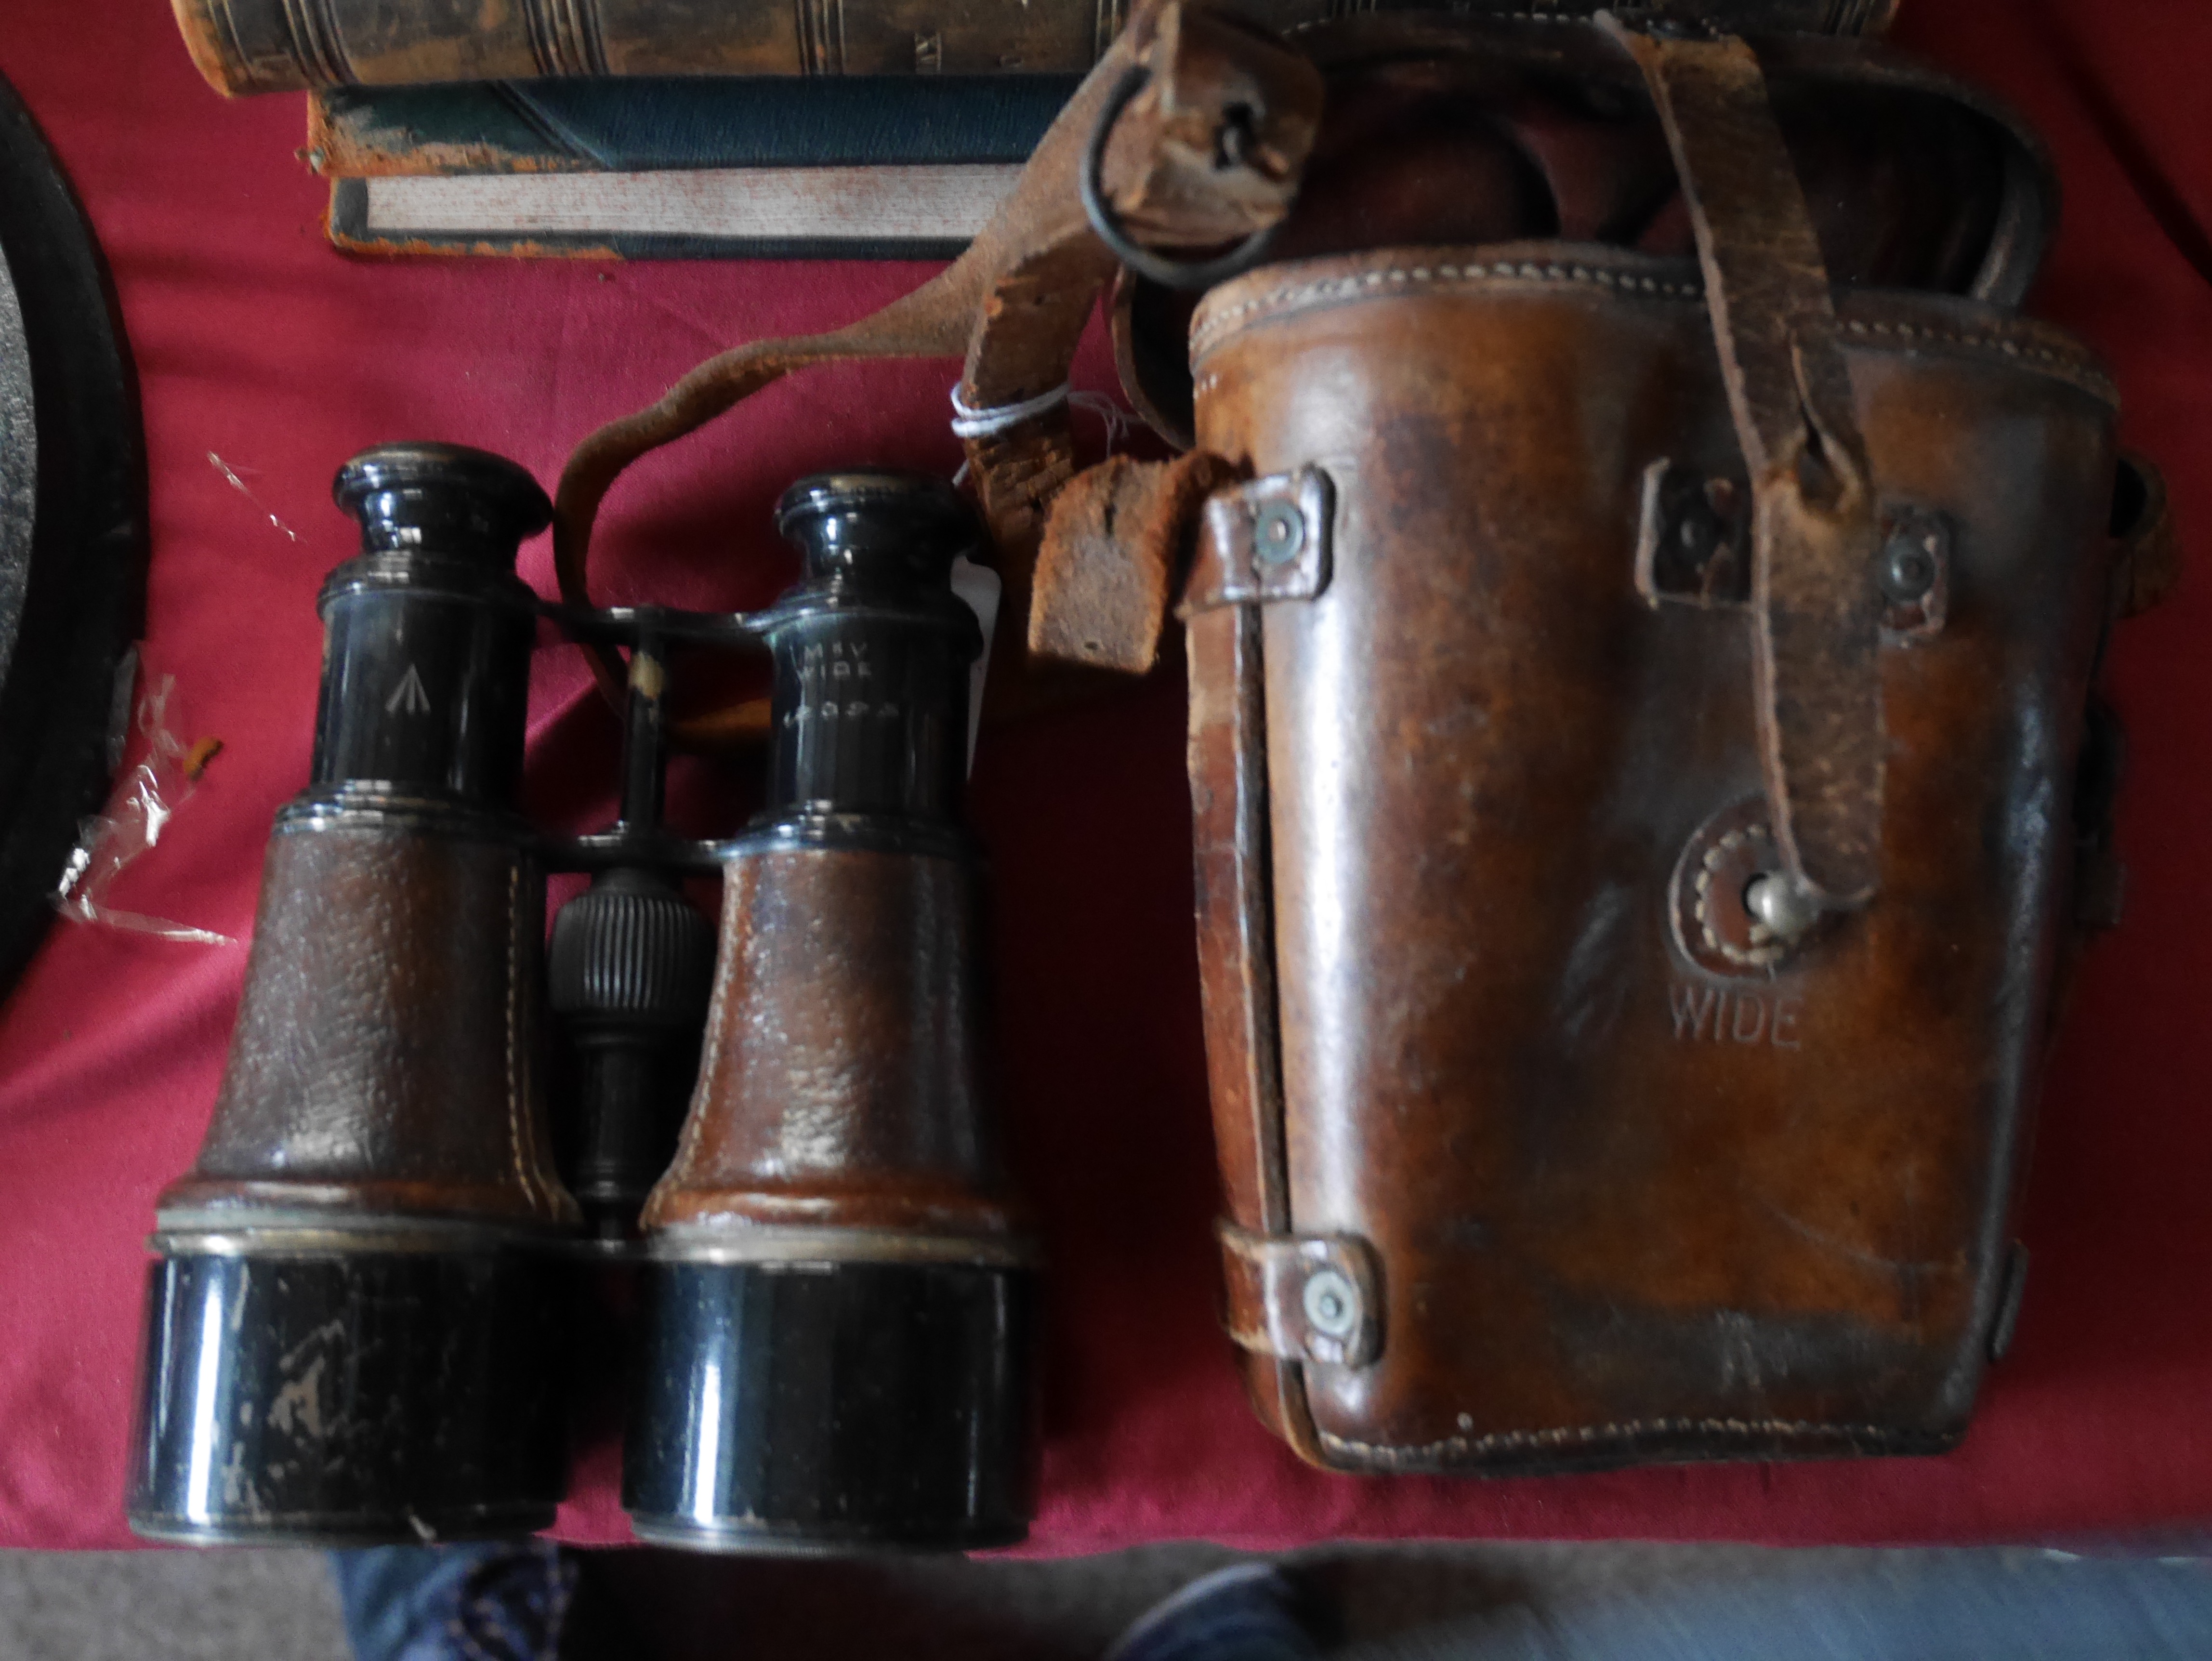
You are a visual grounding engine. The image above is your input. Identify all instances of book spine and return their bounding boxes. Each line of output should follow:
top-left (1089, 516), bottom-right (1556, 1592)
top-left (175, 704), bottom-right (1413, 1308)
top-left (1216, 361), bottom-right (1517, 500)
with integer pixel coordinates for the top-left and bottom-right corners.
top-left (174, 0), bottom-right (1148, 95)
top-left (174, 0), bottom-right (1897, 99)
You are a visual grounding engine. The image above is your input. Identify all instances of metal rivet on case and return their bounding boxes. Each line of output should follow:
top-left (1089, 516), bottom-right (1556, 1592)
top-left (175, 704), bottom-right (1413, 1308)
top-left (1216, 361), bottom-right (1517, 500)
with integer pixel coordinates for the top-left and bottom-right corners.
top-left (1879, 529), bottom-right (1940, 605)
top-left (1302, 1267), bottom-right (1358, 1339)
top-left (1743, 871), bottom-right (1822, 943)
top-left (1253, 501), bottom-right (1306, 567)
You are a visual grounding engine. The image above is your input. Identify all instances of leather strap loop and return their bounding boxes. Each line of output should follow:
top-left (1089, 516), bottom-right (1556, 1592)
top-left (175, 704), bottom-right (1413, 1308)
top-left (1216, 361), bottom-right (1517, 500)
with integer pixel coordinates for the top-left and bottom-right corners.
top-left (1217, 1221), bottom-right (1383, 1369)
top-left (2111, 450), bottom-right (2181, 618)
top-left (1606, 15), bottom-right (1885, 908)
top-left (549, 1), bottom-right (1321, 744)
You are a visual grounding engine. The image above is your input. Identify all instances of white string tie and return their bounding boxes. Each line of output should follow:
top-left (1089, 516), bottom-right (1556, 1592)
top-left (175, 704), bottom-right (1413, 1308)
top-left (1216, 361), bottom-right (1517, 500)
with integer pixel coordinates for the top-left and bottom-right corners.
top-left (949, 381), bottom-right (1070, 440)
top-left (1068, 390), bottom-right (1136, 450)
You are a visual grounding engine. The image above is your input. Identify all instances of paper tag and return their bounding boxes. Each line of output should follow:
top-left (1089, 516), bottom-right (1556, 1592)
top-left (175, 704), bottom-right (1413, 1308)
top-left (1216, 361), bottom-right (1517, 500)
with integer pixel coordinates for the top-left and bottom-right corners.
top-left (948, 556), bottom-right (1001, 777)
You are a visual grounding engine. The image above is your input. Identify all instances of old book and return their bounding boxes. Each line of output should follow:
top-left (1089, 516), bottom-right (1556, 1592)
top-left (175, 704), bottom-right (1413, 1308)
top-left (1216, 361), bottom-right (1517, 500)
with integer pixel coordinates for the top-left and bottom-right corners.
top-left (177, 0), bottom-right (1896, 97)
top-left (318, 76), bottom-right (1064, 258)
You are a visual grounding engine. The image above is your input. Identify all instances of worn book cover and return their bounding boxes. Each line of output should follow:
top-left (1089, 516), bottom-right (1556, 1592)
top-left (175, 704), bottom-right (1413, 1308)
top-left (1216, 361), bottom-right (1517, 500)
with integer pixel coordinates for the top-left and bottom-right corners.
top-left (318, 76), bottom-right (1071, 259)
top-left (180, 0), bottom-right (1897, 96)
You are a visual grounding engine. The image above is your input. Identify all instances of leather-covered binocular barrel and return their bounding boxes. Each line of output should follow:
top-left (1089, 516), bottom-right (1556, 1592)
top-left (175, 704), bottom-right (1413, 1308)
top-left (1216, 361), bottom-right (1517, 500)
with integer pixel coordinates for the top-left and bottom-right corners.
top-left (623, 475), bottom-right (1036, 1553)
top-left (129, 446), bottom-right (576, 1544)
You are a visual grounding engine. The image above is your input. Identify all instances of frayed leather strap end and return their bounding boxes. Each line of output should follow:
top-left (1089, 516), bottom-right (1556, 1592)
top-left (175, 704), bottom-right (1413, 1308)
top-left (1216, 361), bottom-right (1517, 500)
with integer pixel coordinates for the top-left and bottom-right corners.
top-left (1028, 449), bottom-right (1241, 672)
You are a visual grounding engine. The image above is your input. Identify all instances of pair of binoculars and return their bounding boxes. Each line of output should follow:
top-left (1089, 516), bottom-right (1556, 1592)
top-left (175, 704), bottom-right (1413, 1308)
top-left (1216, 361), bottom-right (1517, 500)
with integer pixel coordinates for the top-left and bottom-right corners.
top-left (125, 445), bottom-right (1034, 1552)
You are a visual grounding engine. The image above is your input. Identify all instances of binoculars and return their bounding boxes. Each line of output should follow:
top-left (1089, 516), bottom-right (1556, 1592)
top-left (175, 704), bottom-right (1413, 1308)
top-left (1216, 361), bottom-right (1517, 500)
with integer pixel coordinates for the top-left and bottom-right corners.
top-left (126, 444), bottom-right (1034, 1552)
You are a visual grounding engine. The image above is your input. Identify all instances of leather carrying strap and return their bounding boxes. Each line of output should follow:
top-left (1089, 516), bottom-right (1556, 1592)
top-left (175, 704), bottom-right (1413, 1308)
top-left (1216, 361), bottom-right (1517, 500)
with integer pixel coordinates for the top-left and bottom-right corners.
top-left (549, 3), bottom-right (1320, 744)
top-left (1606, 16), bottom-right (1885, 908)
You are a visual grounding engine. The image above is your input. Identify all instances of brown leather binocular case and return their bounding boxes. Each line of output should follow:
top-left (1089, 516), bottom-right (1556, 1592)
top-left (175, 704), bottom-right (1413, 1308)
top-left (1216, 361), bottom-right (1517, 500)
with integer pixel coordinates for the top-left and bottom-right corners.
top-left (127, 448), bottom-right (1033, 1550)
top-left (1040, 13), bottom-right (2177, 1473)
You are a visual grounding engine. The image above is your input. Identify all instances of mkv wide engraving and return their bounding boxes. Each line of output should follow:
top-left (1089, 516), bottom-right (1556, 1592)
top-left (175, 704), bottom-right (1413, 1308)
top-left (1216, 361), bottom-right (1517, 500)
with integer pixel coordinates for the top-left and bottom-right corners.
top-left (1669, 983), bottom-right (1803, 1049)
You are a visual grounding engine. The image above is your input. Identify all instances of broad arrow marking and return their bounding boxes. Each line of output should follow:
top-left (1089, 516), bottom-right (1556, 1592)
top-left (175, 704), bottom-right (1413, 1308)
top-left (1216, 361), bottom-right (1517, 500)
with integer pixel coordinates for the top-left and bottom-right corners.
top-left (386, 664), bottom-right (432, 716)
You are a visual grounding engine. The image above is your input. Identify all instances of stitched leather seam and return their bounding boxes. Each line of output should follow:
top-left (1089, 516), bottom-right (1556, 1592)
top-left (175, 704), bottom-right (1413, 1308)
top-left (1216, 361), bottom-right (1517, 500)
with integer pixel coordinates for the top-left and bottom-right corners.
top-left (1693, 825), bottom-right (1787, 968)
top-left (664, 902), bottom-right (738, 1191)
top-left (1836, 316), bottom-right (2114, 394)
top-left (1285, 8), bottom-right (1813, 25)
top-left (1192, 261), bottom-right (1707, 356)
top-left (504, 860), bottom-right (537, 1213)
top-left (1318, 1415), bottom-right (1898, 1461)
top-left (1192, 264), bottom-right (2115, 399)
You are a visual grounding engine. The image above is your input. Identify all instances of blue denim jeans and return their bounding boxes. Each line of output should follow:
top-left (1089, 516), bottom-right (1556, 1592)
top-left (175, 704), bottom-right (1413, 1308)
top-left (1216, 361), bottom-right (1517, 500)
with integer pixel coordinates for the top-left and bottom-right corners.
top-left (330, 1542), bottom-right (2212, 1661)
top-left (1374, 1550), bottom-right (2212, 1661)
top-left (330, 1542), bottom-right (574, 1661)
top-left (1107, 1551), bottom-right (2212, 1661)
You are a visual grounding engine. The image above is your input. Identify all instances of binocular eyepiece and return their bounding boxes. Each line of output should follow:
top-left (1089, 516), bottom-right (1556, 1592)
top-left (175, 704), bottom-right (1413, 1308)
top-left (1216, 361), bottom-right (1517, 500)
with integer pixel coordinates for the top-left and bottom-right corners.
top-left (128, 445), bottom-right (1034, 1552)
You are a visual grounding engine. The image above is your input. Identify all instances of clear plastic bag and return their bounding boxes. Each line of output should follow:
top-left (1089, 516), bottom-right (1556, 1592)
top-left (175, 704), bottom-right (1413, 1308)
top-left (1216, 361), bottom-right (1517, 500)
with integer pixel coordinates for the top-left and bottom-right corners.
top-left (54, 666), bottom-right (234, 947)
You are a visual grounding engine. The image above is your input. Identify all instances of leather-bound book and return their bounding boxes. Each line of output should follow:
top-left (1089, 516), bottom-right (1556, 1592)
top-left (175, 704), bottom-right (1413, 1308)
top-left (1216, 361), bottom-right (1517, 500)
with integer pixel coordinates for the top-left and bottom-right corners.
top-left (171, 0), bottom-right (1897, 97)
top-left (314, 76), bottom-right (1070, 258)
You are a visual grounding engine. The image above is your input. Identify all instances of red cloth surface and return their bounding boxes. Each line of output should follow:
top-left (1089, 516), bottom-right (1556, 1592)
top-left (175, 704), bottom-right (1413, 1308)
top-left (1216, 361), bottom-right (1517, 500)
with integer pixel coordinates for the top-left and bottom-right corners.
top-left (0, 0), bottom-right (2208, 1554)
